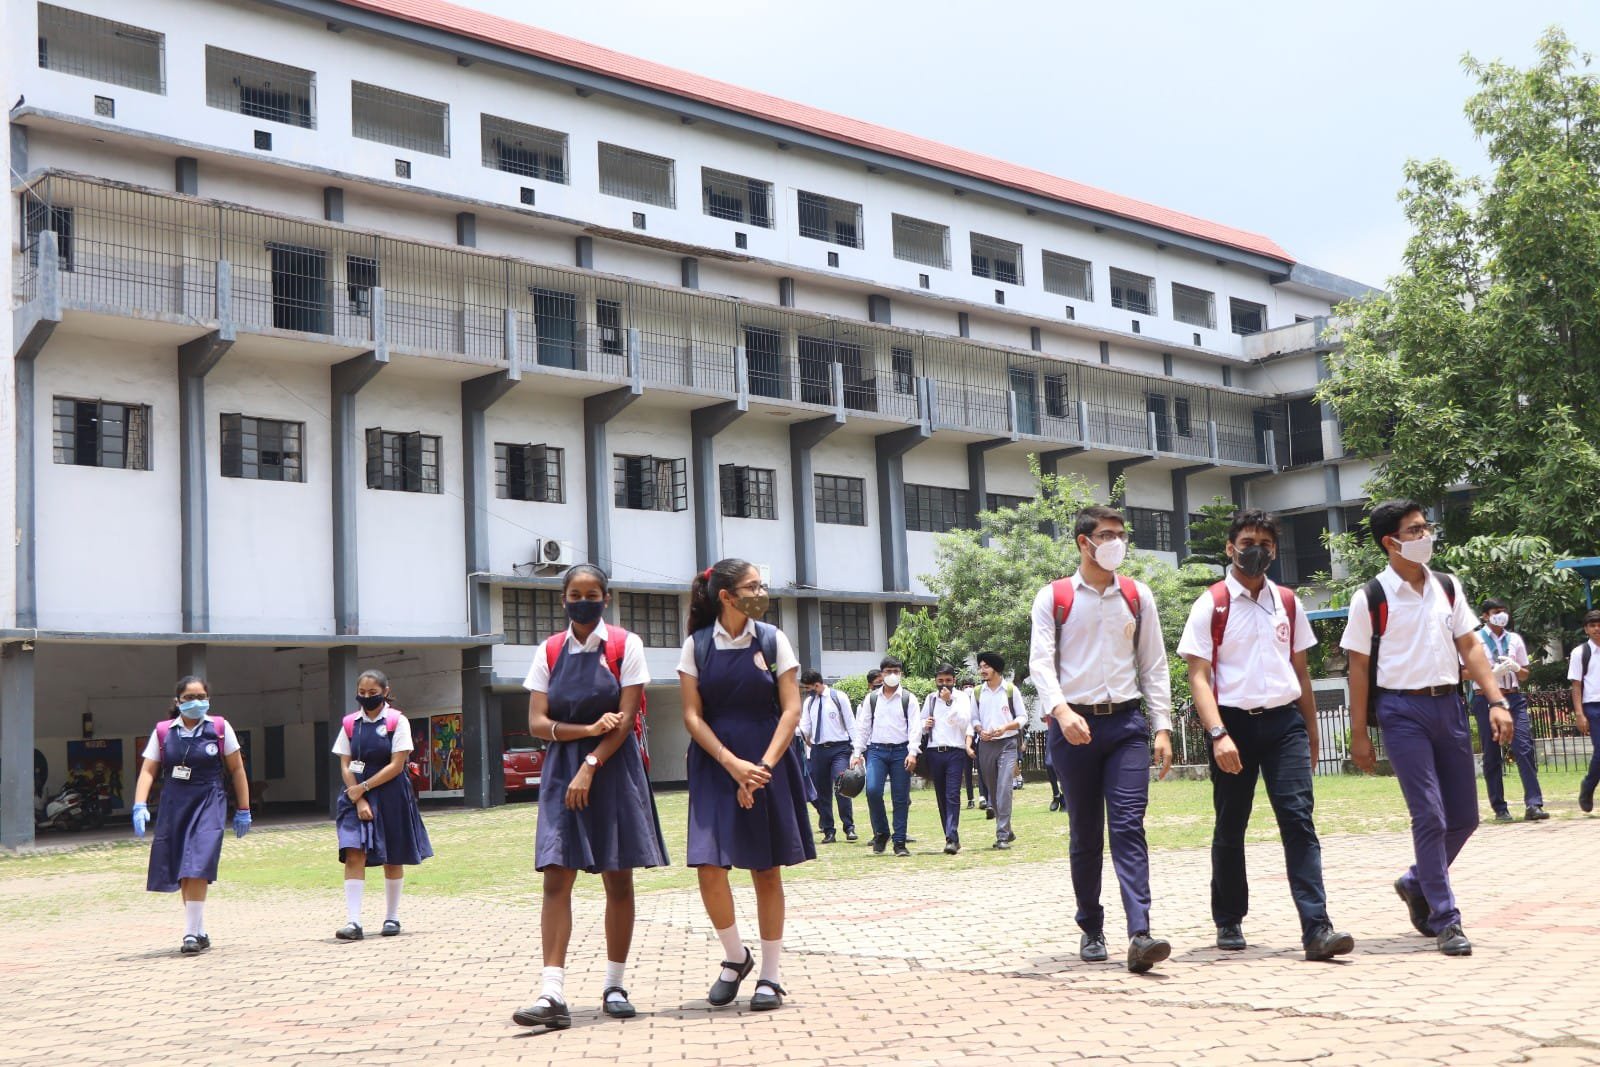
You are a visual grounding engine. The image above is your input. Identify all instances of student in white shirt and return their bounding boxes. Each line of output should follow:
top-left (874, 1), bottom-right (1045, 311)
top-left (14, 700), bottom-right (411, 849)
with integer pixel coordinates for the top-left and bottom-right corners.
top-left (799, 670), bottom-right (858, 843)
top-left (972, 652), bottom-right (1027, 850)
top-left (1568, 609), bottom-right (1600, 813)
top-left (849, 655), bottom-right (919, 857)
top-left (919, 664), bottom-right (975, 854)
top-left (1179, 509), bottom-right (1352, 962)
top-left (1468, 598), bottom-right (1544, 822)
top-left (1340, 499), bottom-right (1512, 957)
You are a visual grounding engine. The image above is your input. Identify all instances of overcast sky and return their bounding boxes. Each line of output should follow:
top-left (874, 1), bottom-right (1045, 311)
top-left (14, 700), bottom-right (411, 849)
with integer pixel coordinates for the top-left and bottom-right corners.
top-left (460, 0), bottom-right (1600, 288)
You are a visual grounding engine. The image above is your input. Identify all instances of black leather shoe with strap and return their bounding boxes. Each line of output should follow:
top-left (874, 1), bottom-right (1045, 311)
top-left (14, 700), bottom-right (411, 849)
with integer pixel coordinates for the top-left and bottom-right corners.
top-left (750, 980), bottom-right (786, 1011)
top-left (601, 987), bottom-right (636, 1019)
top-left (707, 947), bottom-right (754, 1007)
top-left (512, 996), bottom-right (572, 1029)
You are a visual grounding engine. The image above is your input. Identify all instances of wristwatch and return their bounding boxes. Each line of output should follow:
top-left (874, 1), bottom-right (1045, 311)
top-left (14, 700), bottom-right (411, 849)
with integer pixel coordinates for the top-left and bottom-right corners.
top-left (584, 753), bottom-right (601, 769)
top-left (1488, 699), bottom-right (1510, 710)
top-left (1207, 725), bottom-right (1228, 742)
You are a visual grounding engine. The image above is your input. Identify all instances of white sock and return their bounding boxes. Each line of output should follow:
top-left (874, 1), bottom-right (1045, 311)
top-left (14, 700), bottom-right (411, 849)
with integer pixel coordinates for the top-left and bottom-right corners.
top-left (384, 877), bottom-right (403, 922)
top-left (604, 960), bottom-right (627, 1002)
top-left (184, 901), bottom-right (204, 937)
top-left (541, 966), bottom-right (565, 1003)
top-left (714, 924), bottom-right (746, 982)
top-left (759, 938), bottom-right (782, 985)
top-left (344, 879), bottom-right (364, 926)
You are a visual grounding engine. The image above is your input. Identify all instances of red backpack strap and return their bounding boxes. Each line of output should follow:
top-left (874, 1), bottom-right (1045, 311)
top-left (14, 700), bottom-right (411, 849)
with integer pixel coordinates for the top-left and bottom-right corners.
top-left (1116, 575), bottom-right (1141, 622)
top-left (154, 719), bottom-right (172, 756)
top-left (1208, 581), bottom-right (1231, 674)
top-left (1051, 578), bottom-right (1074, 625)
top-left (341, 711), bottom-right (360, 739)
top-left (602, 626), bottom-right (628, 681)
top-left (1276, 584), bottom-right (1297, 634)
top-left (543, 633), bottom-right (565, 673)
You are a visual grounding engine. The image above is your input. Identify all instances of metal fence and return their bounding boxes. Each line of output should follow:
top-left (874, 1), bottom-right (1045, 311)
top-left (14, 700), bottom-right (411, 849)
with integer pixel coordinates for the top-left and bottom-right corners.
top-left (351, 82), bottom-right (450, 157)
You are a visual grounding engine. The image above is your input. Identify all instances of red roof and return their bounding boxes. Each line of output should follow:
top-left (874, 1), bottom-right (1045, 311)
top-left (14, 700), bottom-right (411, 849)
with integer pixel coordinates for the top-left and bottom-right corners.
top-left (335, 0), bottom-right (1294, 264)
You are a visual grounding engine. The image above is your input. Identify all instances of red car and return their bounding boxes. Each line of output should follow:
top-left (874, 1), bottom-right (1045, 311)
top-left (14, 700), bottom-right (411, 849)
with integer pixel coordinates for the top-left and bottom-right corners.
top-left (502, 733), bottom-right (547, 796)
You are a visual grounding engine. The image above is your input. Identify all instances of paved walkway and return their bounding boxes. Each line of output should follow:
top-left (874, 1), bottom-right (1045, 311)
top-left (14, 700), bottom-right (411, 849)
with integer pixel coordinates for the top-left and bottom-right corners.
top-left (2, 818), bottom-right (1597, 1066)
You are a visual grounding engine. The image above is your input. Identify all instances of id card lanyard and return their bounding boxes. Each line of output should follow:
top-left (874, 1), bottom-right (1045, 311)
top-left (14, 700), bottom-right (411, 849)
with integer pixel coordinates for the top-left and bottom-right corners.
top-left (172, 719), bottom-right (207, 781)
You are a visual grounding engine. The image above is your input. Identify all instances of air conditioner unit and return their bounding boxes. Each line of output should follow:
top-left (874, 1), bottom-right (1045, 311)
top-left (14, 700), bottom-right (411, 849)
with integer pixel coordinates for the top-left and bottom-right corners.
top-left (535, 538), bottom-right (575, 568)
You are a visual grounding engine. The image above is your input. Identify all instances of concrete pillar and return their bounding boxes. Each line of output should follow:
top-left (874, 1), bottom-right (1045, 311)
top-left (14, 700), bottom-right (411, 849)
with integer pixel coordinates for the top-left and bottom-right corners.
top-left (790, 414), bottom-right (845, 668)
top-left (0, 644), bottom-right (37, 848)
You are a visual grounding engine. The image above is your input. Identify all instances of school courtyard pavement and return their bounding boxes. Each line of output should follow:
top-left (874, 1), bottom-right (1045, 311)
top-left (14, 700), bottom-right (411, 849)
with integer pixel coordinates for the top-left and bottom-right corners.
top-left (2, 816), bottom-right (1597, 1067)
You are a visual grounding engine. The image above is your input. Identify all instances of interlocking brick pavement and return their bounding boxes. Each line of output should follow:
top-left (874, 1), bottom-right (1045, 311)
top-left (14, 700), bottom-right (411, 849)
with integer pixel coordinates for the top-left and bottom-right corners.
top-left (2, 817), bottom-right (1597, 1065)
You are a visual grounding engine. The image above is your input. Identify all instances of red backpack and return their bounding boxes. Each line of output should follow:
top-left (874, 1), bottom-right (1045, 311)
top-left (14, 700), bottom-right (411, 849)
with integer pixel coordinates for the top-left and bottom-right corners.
top-left (342, 709), bottom-right (426, 795)
top-left (1052, 575), bottom-right (1144, 666)
top-left (1207, 581), bottom-right (1299, 673)
top-left (543, 626), bottom-right (649, 769)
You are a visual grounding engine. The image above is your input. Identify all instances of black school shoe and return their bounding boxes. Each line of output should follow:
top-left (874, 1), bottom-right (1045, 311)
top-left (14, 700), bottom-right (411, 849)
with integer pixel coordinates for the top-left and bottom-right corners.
top-left (1581, 784), bottom-right (1595, 814)
top-left (180, 934), bottom-right (209, 955)
top-left (381, 920), bottom-right (401, 937)
top-left (336, 922), bottom-right (364, 941)
top-left (601, 987), bottom-right (636, 1019)
top-left (893, 842), bottom-right (910, 857)
top-left (1127, 933), bottom-right (1171, 974)
top-left (1525, 806), bottom-right (1550, 822)
top-left (1216, 923), bottom-right (1246, 951)
top-left (512, 996), bottom-right (572, 1029)
top-left (1393, 879), bottom-right (1431, 936)
top-left (708, 947), bottom-right (754, 1007)
top-left (1079, 932), bottom-right (1108, 963)
top-left (1436, 924), bottom-right (1473, 956)
top-left (819, 831), bottom-right (837, 844)
top-left (870, 833), bottom-right (889, 854)
top-left (1304, 926), bottom-right (1355, 961)
top-left (844, 828), bottom-right (858, 841)
top-left (750, 980), bottom-right (785, 1011)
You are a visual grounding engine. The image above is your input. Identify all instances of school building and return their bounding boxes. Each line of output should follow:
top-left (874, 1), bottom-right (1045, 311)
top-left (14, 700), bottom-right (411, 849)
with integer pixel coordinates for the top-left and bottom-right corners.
top-left (0, 0), bottom-right (1375, 845)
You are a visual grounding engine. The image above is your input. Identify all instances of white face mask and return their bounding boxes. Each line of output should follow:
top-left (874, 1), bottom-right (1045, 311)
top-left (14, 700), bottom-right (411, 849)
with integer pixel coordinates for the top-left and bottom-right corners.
top-left (1089, 537), bottom-right (1127, 571)
top-left (881, 672), bottom-right (902, 689)
top-left (1488, 612), bottom-right (1509, 628)
top-left (1393, 533), bottom-right (1435, 565)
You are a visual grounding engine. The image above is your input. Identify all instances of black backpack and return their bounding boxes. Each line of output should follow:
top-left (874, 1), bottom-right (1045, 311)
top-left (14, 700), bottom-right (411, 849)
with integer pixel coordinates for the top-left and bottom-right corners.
top-left (1363, 570), bottom-right (1457, 721)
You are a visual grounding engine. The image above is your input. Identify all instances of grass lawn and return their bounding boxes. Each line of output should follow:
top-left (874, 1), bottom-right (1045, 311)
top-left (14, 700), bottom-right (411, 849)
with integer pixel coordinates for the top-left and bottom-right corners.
top-left (1, 770), bottom-right (1591, 913)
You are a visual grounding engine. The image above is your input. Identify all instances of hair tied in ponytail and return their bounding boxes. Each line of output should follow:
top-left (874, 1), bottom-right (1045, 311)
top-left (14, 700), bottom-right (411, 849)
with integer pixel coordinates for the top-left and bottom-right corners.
top-left (703, 567), bottom-right (713, 580)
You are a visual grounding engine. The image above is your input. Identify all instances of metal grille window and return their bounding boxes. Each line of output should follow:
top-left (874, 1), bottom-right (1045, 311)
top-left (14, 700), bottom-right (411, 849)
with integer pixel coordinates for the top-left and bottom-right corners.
top-left (204, 47), bottom-right (314, 128)
top-left (1126, 506), bottom-right (1175, 552)
top-left (1230, 298), bottom-right (1267, 335)
top-left (268, 242), bottom-right (329, 333)
top-left (621, 593), bottom-right (681, 647)
top-left (220, 413), bottom-right (304, 482)
top-left (797, 191), bottom-right (863, 249)
top-left (365, 428), bottom-right (441, 494)
top-left (905, 484), bottom-right (971, 533)
top-left (986, 493), bottom-right (1031, 512)
top-left (1045, 373), bottom-right (1069, 418)
top-left (503, 587), bottom-right (563, 645)
top-left (1174, 396), bottom-right (1193, 438)
top-left (495, 443), bottom-right (564, 503)
top-left (744, 326), bottom-right (784, 400)
top-left (37, 4), bottom-right (165, 94)
top-left (821, 601), bottom-right (872, 652)
top-left (352, 81), bottom-right (450, 156)
top-left (719, 464), bottom-right (775, 520)
top-left (1172, 283), bottom-right (1216, 329)
top-left (596, 298), bottom-right (624, 356)
top-left (815, 474), bottom-right (866, 526)
top-left (1042, 251), bottom-right (1092, 300)
top-left (970, 233), bottom-right (1023, 285)
top-left (52, 396), bottom-right (150, 470)
top-left (1110, 268), bottom-right (1156, 315)
top-left (614, 454), bottom-right (688, 512)
top-left (891, 348), bottom-right (916, 395)
top-left (892, 214), bottom-right (950, 269)
top-left (531, 287), bottom-right (578, 368)
top-left (481, 114), bottom-right (567, 183)
top-left (701, 167), bottom-right (773, 227)
top-left (346, 255), bottom-right (377, 317)
top-left (599, 143), bottom-right (675, 207)
top-left (23, 201), bottom-right (74, 272)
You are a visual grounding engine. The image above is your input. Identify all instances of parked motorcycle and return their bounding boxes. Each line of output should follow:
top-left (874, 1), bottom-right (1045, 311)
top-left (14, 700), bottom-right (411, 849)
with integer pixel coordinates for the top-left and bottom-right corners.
top-left (33, 775), bottom-right (111, 833)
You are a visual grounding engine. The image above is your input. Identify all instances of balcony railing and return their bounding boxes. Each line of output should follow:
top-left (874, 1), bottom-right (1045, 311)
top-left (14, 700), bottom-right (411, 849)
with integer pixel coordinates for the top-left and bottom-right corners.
top-left (14, 172), bottom-right (1282, 467)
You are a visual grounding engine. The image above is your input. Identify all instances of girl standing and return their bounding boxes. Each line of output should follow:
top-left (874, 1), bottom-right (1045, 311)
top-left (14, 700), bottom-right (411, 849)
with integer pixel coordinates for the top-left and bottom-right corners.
top-left (332, 669), bottom-right (432, 940)
top-left (679, 558), bottom-right (812, 1011)
top-left (131, 676), bottom-right (252, 954)
top-left (513, 564), bottom-right (668, 1030)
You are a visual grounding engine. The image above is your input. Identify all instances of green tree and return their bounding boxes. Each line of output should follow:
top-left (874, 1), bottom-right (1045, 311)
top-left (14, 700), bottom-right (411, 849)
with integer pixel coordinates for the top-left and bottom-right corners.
top-left (1319, 29), bottom-right (1600, 559)
top-left (1183, 495), bottom-right (1237, 568)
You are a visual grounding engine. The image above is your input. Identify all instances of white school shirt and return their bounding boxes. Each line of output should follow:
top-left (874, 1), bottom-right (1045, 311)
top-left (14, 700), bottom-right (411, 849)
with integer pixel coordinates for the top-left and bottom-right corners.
top-left (141, 715), bottom-right (242, 762)
top-left (1339, 567), bottom-right (1477, 690)
top-left (853, 687), bottom-right (921, 757)
top-left (330, 705), bottom-right (415, 756)
top-left (972, 681), bottom-right (1028, 739)
top-left (674, 618), bottom-right (800, 678)
top-left (921, 688), bottom-right (975, 748)
top-left (803, 686), bottom-right (856, 745)
top-left (1177, 571), bottom-right (1316, 710)
top-left (1568, 640), bottom-right (1600, 704)
top-left (522, 620), bottom-right (650, 693)
top-left (1027, 571), bottom-right (1173, 733)
top-left (1469, 627), bottom-right (1528, 693)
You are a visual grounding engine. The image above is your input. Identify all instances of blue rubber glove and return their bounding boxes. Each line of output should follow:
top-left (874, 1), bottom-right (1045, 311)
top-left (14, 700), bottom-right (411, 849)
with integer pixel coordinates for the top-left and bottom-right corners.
top-left (132, 803), bottom-right (149, 838)
top-left (233, 810), bottom-right (252, 839)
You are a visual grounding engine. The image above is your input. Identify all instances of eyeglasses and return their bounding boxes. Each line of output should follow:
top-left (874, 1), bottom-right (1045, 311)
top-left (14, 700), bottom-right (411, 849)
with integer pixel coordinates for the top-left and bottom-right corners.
top-left (1088, 531), bottom-right (1128, 544)
top-left (1398, 521), bottom-right (1434, 538)
top-left (733, 581), bottom-right (769, 594)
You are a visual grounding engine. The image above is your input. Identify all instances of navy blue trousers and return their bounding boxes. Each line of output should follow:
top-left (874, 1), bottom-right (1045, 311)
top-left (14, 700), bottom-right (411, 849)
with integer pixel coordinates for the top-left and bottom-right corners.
top-left (807, 741), bottom-right (854, 834)
top-left (923, 746), bottom-right (966, 844)
top-left (1381, 692), bottom-right (1479, 932)
top-left (1468, 692), bottom-right (1542, 813)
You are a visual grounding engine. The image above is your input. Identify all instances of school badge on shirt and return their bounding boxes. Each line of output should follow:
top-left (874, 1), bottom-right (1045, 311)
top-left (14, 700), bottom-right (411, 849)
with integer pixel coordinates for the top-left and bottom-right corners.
top-left (753, 650), bottom-right (769, 671)
top-left (1276, 621), bottom-right (1291, 645)
top-left (205, 742), bottom-right (219, 757)
top-left (376, 723), bottom-right (388, 736)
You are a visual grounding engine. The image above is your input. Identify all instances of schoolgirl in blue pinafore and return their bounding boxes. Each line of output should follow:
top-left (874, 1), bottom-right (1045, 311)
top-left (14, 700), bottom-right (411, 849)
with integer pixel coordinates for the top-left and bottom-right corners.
top-left (536, 638), bottom-right (668, 873)
top-left (334, 708), bottom-right (432, 867)
top-left (145, 717), bottom-right (229, 893)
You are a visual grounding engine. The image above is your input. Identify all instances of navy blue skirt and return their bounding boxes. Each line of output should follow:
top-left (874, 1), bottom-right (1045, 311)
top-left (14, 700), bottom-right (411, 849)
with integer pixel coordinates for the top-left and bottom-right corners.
top-left (536, 733), bottom-right (669, 873)
top-left (335, 778), bottom-right (432, 867)
top-left (146, 779), bottom-right (225, 892)
top-left (686, 713), bottom-right (816, 870)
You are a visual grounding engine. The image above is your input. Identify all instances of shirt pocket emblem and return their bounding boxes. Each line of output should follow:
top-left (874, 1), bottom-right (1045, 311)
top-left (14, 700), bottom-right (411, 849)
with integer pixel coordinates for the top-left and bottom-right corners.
top-left (205, 742), bottom-right (219, 757)
top-left (1276, 620), bottom-right (1291, 645)
top-left (753, 650), bottom-right (769, 671)
top-left (376, 724), bottom-right (388, 737)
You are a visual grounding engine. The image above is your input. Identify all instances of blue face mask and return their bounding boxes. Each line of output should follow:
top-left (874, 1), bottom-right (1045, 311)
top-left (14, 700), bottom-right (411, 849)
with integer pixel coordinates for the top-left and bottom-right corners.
top-left (565, 599), bottom-right (606, 626)
top-left (177, 698), bottom-right (209, 719)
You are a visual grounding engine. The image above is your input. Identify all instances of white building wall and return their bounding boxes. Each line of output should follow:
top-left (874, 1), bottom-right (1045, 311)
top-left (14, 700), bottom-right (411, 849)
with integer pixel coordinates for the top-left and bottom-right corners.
top-left (606, 410), bottom-right (695, 585)
top-left (1, 0), bottom-right (14, 629)
top-left (810, 433), bottom-right (881, 593)
top-left (713, 421), bottom-right (796, 589)
top-left (483, 391), bottom-right (589, 575)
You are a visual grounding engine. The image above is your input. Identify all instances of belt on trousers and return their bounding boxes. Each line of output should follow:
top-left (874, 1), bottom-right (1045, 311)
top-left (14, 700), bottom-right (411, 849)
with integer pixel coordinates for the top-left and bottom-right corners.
top-left (812, 739), bottom-right (850, 747)
top-left (1071, 698), bottom-right (1141, 716)
top-left (1377, 685), bottom-right (1458, 697)
top-left (1219, 703), bottom-right (1294, 716)
top-left (926, 745), bottom-right (965, 752)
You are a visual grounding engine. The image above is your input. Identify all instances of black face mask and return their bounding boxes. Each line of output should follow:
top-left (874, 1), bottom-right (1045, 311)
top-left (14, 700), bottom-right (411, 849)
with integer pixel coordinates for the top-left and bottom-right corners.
top-left (1233, 544), bottom-right (1273, 578)
top-left (356, 693), bottom-right (386, 712)
top-left (565, 599), bottom-right (606, 626)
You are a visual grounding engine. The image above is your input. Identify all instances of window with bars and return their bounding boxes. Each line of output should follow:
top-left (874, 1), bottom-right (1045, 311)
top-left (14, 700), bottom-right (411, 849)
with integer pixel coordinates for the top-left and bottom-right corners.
top-left (495, 443), bottom-right (564, 503)
top-left (1126, 506), bottom-right (1175, 552)
top-left (744, 326), bottom-right (784, 400)
top-left (531, 287), bottom-right (579, 369)
top-left (985, 493), bottom-right (1032, 512)
top-left (905, 484), bottom-right (971, 533)
top-left (1042, 251), bottom-right (1092, 300)
top-left (1174, 396), bottom-right (1193, 438)
top-left (1110, 268), bottom-right (1156, 315)
top-left (891, 348), bottom-right (916, 395)
top-left (701, 167), bottom-right (773, 227)
top-left (346, 255), bottom-right (377, 317)
top-left (1044, 373), bottom-right (1069, 418)
top-left (892, 214), bottom-right (950, 269)
top-left (220, 413), bottom-right (304, 482)
top-left (22, 201), bottom-right (74, 272)
top-left (720, 464), bottom-right (776, 520)
top-left (614, 455), bottom-right (687, 512)
top-left (596, 299), bottom-right (624, 356)
top-left (204, 46), bottom-right (314, 128)
top-left (503, 587), bottom-right (563, 645)
top-left (1230, 298), bottom-right (1267, 335)
top-left (621, 593), bottom-right (681, 647)
top-left (970, 232), bottom-right (1023, 285)
top-left (351, 81), bottom-right (450, 156)
top-left (52, 396), bottom-right (150, 470)
top-left (481, 114), bottom-right (567, 183)
top-left (821, 601), bottom-right (872, 651)
top-left (1172, 283), bottom-right (1216, 329)
top-left (37, 4), bottom-right (165, 94)
top-left (599, 143), bottom-right (675, 207)
top-left (815, 474), bottom-right (866, 526)
top-left (365, 428), bottom-right (441, 493)
top-left (797, 190), bottom-right (863, 249)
